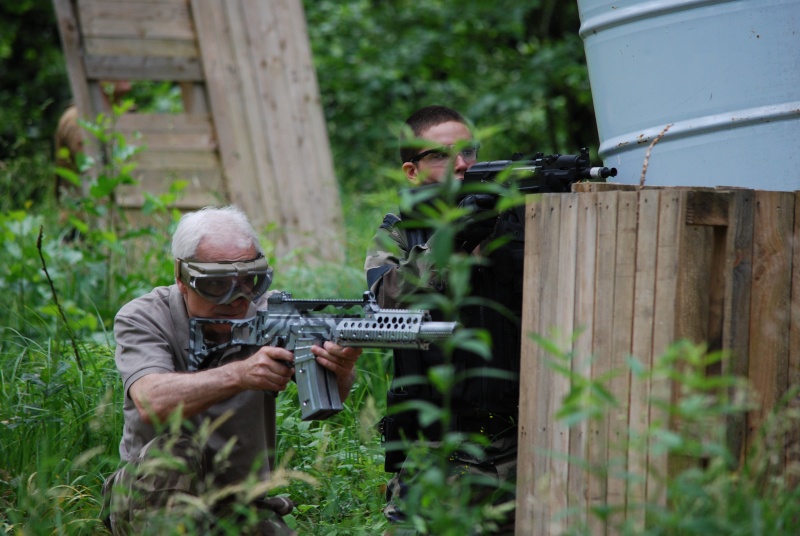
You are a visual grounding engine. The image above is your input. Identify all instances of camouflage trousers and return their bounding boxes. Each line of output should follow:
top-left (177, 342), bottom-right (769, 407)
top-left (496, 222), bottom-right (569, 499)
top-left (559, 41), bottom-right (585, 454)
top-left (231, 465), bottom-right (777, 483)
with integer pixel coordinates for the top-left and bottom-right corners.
top-left (101, 433), bottom-right (295, 535)
top-left (383, 434), bottom-right (517, 535)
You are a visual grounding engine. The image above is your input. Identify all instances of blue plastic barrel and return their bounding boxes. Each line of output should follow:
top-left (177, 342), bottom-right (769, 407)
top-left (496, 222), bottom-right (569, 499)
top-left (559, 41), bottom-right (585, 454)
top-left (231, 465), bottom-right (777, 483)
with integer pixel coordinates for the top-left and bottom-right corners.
top-left (578, 0), bottom-right (800, 189)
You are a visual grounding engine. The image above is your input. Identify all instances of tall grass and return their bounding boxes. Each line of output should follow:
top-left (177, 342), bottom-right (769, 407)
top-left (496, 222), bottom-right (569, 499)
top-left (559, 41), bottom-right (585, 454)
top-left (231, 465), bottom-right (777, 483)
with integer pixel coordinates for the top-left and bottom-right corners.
top-left (3, 118), bottom-right (800, 534)
top-left (0, 164), bottom-right (399, 533)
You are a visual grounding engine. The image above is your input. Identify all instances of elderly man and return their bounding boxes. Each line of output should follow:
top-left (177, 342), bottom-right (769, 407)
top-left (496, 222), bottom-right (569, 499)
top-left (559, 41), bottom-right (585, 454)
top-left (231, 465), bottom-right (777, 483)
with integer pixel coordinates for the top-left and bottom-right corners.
top-left (103, 205), bottom-right (361, 535)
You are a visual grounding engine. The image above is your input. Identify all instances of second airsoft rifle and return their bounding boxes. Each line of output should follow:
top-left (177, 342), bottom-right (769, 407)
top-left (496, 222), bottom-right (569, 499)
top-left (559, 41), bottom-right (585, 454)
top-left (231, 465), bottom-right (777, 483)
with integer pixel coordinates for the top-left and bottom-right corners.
top-left (188, 291), bottom-right (458, 420)
top-left (462, 147), bottom-right (617, 194)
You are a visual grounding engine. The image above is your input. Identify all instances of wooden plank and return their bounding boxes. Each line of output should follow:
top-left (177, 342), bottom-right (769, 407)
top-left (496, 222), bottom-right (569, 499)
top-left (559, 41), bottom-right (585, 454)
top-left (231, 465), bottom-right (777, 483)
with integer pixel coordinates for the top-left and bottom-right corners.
top-left (122, 131), bottom-right (216, 152)
top-left (647, 190), bottom-right (687, 508)
top-left (84, 55), bottom-right (204, 81)
top-left (686, 190), bottom-right (731, 227)
top-left (79, 0), bottom-right (195, 40)
top-left (567, 191), bottom-right (598, 529)
top-left (517, 194), bottom-right (551, 536)
top-left (746, 191), bottom-right (794, 458)
top-left (220, 0), bottom-right (284, 229)
top-left (133, 150), bottom-right (219, 170)
top-left (283, 0), bottom-right (342, 223)
top-left (721, 190), bottom-right (754, 466)
top-left (605, 191), bottom-right (637, 527)
top-left (788, 192), bottom-right (800, 481)
top-left (191, 0), bottom-right (263, 218)
top-left (588, 190), bottom-right (620, 536)
top-left (118, 166), bottom-right (225, 207)
top-left (277, 0), bottom-right (341, 205)
top-left (674, 224), bottom-right (713, 345)
top-left (243, 0), bottom-right (343, 260)
top-left (706, 207), bottom-right (733, 356)
top-left (549, 193), bottom-right (579, 528)
top-left (573, 182), bottom-right (638, 194)
top-left (669, 212), bottom-right (715, 478)
top-left (84, 37), bottom-right (199, 58)
top-left (116, 113), bottom-right (216, 153)
top-left (240, 0), bottom-right (318, 252)
top-left (130, 167), bottom-right (224, 187)
top-left (116, 185), bottom-right (222, 209)
top-left (534, 194), bottom-right (562, 536)
top-left (626, 188), bottom-right (660, 529)
top-left (52, 0), bottom-right (100, 188)
top-left (116, 113), bottom-right (213, 132)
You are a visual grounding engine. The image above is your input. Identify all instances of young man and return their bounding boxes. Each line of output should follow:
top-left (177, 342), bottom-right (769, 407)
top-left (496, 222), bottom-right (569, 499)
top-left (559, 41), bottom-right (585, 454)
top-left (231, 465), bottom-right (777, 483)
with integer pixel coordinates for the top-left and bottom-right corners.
top-left (365, 106), bottom-right (522, 534)
top-left (104, 205), bottom-right (361, 535)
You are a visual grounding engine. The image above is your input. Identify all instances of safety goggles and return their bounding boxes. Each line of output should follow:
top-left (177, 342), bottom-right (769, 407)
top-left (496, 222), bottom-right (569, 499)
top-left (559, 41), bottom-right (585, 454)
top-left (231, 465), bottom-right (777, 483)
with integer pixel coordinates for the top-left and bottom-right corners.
top-left (176, 255), bottom-right (273, 305)
top-left (409, 143), bottom-right (480, 166)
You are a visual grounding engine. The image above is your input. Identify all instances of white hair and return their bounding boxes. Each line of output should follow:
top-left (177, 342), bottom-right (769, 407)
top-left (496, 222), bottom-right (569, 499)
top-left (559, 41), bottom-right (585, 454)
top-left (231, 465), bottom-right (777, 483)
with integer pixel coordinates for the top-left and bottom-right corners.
top-left (171, 205), bottom-right (263, 260)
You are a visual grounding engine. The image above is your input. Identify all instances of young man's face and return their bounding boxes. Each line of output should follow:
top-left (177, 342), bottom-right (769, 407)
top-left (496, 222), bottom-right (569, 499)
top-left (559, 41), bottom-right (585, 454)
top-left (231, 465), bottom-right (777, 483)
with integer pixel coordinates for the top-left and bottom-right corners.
top-left (403, 120), bottom-right (476, 184)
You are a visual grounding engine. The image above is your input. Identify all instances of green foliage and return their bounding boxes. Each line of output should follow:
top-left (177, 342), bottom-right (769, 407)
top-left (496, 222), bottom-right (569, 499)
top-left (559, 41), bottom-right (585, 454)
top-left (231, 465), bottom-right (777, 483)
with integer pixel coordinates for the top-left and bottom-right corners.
top-left (304, 0), bottom-right (597, 192)
top-left (545, 338), bottom-right (800, 535)
top-left (4, 2), bottom-right (798, 534)
top-left (0, 0), bottom-right (70, 207)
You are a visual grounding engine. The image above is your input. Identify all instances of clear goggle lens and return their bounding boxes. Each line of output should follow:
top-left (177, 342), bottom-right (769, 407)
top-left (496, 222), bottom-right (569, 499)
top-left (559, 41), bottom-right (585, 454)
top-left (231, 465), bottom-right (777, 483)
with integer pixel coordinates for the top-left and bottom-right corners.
top-left (177, 256), bottom-right (273, 304)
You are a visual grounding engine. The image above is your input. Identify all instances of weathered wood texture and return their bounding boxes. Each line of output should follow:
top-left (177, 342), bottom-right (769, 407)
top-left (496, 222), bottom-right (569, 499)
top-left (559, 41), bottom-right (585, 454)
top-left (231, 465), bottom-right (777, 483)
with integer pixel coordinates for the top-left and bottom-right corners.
top-left (516, 185), bottom-right (799, 535)
top-left (52, 0), bottom-right (343, 261)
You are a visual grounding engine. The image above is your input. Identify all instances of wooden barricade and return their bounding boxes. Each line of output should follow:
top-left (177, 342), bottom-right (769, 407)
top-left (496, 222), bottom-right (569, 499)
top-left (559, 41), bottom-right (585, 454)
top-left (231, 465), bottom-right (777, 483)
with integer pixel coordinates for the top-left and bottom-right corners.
top-left (516, 185), bottom-right (799, 535)
top-left (53, 0), bottom-right (343, 262)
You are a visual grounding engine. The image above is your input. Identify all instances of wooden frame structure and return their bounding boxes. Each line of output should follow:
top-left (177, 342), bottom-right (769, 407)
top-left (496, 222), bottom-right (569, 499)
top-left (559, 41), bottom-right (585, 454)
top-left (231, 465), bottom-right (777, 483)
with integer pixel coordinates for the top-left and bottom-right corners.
top-left (53, 0), bottom-right (344, 262)
top-left (517, 185), bottom-right (799, 534)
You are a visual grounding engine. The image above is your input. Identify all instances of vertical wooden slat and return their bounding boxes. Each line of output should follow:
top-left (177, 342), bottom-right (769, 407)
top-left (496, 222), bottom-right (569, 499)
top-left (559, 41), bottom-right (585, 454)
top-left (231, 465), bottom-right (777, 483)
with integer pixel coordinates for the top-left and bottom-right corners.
top-left (191, 0), bottom-right (344, 262)
top-left (787, 192), bottom-right (800, 480)
top-left (221, 0), bottom-right (286, 233)
top-left (588, 191), bottom-right (620, 536)
top-left (238, 0), bottom-right (343, 258)
top-left (669, 201), bottom-right (716, 478)
top-left (647, 189), bottom-right (686, 507)
top-left (549, 193), bottom-right (579, 529)
top-left (284, 0), bottom-right (341, 206)
top-left (722, 190), bottom-right (754, 465)
top-left (568, 191), bottom-right (599, 528)
top-left (231, 1), bottom-right (296, 244)
top-left (52, 0), bottom-right (101, 190)
top-left (605, 191), bottom-right (637, 527)
top-left (264, 0), bottom-right (339, 234)
top-left (746, 191), bottom-right (794, 459)
top-left (533, 194), bottom-right (563, 535)
top-left (517, 194), bottom-right (549, 536)
top-left (190, 0), bottom-right (259, 212)
top-left (626, 188), bottom-right (660, 528)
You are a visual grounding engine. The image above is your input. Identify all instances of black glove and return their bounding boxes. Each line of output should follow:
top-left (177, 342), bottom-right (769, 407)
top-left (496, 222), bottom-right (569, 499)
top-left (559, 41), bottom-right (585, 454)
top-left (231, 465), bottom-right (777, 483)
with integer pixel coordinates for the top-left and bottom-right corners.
top-left (454, 194), bottom-right (498, 253)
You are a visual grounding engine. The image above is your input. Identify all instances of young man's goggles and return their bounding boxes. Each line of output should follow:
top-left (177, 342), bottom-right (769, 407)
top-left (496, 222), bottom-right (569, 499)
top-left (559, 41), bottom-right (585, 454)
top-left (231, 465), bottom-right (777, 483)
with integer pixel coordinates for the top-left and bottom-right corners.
top-left (409, 143), bottom-right (480, 166)
top-left (177, 256), bottom-right (273, 304)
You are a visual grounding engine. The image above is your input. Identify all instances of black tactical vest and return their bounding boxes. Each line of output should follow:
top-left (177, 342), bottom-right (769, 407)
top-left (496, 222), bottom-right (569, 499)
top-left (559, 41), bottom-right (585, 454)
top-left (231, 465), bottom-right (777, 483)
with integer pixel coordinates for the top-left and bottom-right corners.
top-left (382, 206), bottom-right (525, 472)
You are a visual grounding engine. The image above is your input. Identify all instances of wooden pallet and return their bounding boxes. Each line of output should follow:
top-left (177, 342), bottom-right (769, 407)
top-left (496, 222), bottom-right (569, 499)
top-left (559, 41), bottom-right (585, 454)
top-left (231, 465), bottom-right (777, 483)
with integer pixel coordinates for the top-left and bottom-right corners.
top-left (53, 0), bottom-right (343, 261)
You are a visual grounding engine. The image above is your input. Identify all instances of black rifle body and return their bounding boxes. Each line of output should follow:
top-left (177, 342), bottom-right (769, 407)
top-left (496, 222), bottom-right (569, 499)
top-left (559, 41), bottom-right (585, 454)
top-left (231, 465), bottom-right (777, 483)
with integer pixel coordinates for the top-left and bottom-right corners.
top-left (463, 147), bottom-right (617, 194)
